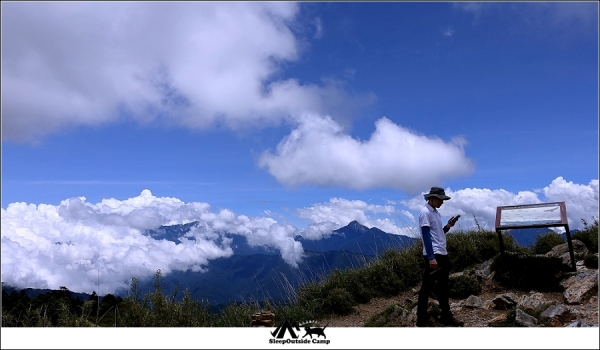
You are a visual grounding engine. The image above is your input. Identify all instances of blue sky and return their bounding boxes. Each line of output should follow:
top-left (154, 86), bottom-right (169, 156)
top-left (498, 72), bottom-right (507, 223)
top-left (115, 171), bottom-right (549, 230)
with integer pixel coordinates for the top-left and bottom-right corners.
top-left (1, 2), bottom-right (598, 295)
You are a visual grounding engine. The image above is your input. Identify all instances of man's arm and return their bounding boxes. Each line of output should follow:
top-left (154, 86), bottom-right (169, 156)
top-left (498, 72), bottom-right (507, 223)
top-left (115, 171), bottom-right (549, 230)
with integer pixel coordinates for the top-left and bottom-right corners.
top-left (421, 225), bottom-right (435, 260)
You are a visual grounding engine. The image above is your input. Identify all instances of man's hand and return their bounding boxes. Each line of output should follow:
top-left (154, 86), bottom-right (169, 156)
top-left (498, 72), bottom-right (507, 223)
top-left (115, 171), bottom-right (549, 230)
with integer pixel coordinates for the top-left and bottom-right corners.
top-left (446, 215), bottom-right (459, 227)
top-left (429, 258), bottom-right (438, 272)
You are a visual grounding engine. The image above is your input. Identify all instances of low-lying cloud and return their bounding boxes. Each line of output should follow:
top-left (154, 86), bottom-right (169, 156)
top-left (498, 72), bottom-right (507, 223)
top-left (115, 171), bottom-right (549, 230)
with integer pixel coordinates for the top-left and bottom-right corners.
top-left (2, 177), bottom-right (597, 295)
top-left (402, 177), bottom-right (599, 232)
top-left (297, 197), bottom-right (415, 240)
top-left (1, 190), bottom-right (302, 294)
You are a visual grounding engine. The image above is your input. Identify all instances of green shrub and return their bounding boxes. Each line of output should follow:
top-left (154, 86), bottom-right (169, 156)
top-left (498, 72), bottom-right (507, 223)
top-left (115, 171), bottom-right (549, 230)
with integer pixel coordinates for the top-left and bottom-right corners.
top-left (381, 245), bottom-right (423, 290)
top-left (292, 244), bottom-right (425, 319)
top-left (532, 233), bottom-right (565, 254)
top-left (491, 253), bottom-right (570, 292)
top-left (572, 219), bottom-right (598, 252)
top-left (448, 275), bottom-right (481, 299)
top-left (583, 254), bottom-right (598, 269)
top-left (273, 302), bottom-right (320, 327)
top-left (322, 288), bottom-right (355, 315)
top-left (365, 260), bottom-right (403, 297)
top-left (337, 268), bottom-right (374, 304)
top-left (213, 302), bottom-right (260, 327)
top-left (446, 230), bottom-right (525, 273)
top-left (294, 281), bottom-right (327, 317)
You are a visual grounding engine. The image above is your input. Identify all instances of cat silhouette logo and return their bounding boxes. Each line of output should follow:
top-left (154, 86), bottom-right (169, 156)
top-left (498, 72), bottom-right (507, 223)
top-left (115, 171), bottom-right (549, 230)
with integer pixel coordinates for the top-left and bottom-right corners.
top-left (302, 322), bottom-right (328, 339)
top-left (269, 319), bottom-right (331, 345)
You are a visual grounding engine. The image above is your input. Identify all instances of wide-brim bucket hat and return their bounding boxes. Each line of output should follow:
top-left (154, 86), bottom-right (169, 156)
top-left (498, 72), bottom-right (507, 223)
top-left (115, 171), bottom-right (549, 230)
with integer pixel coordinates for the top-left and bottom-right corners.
top-left (424, 187), bottom-right (451, 200)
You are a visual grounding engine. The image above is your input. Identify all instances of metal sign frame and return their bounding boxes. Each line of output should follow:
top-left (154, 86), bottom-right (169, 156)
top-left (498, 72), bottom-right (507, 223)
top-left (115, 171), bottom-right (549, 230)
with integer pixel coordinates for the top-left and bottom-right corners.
top-left (495, 201), bottom-right (576, 271)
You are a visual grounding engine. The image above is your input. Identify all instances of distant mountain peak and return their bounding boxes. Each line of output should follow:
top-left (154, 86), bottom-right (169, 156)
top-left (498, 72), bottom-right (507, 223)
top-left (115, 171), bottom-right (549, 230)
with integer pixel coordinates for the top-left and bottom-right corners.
top-left (345, 220), bottom-right (369, 232)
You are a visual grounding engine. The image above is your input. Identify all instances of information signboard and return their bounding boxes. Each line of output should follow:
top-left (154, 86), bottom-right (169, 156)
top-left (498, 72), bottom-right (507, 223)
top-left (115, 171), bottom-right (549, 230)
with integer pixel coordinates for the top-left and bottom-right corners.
top-left (495, 201), bottom-right (575, 271)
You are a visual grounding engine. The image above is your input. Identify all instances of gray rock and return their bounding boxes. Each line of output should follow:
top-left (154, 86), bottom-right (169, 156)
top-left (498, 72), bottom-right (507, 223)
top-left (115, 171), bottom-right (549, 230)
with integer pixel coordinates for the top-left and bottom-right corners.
top-left (517, 293), bottom-right (549, 314)
top-left (546, 240), bottom-right (588, 258)
top-left (540, 304), bottom-right (576, 325)
top-left (565, 320), bottom-right (581, 327)
top-left (482, 300), bottom-right (495, 310)
top-left (515, 309), bottom-right (538, 327)
top-left (464, 295), bottom-right (483, 309)
top-left (562, 271), bottom-right (598, 304)
top-left (493, 293), bottom-right (518, 310)
top-left (474, 259), bottom-right (494, 280)
top-left (541, 304), bottom-right (570, 319)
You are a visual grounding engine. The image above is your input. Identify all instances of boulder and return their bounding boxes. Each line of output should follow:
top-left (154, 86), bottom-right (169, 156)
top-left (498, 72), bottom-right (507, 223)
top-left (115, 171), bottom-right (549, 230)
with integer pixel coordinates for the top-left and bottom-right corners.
top-left (546, 240), bottom-right (588, 259)
top-left (464, 295), bottom-right (483, 309)
top-left (391, 305), bottom-right (415, 326)
top-left (561, 271), bottom-right (598, 304)
top-left (541, 304), bottom-right (568, 318)
top-left (517, 293), bottom-right (550, 314)
top-left (251, 310), bottom-right (275, 327)
top-left (493, 293), bottom-right (518, 310)
top-left (575, 260), bottom-right (588, 273)
top-left (474, 259), bottom-right (494, 280)
top-left (540, 304), bottom-right (575, 325)
top-left (482, 300), bottom-right (495, 310)
top-left (515, 309), bottom-right (538, 327)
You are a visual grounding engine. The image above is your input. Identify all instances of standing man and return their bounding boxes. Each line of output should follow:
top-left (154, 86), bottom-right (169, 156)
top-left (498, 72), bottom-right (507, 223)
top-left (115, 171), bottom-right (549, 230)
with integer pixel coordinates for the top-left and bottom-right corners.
top-left (416, 187), bottom-right (464, 327)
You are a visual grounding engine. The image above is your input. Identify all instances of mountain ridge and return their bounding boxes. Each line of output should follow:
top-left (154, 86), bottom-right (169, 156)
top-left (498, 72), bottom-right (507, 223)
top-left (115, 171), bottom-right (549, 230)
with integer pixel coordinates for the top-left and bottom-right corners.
top-left (3, 220), bottom-right (413, 306)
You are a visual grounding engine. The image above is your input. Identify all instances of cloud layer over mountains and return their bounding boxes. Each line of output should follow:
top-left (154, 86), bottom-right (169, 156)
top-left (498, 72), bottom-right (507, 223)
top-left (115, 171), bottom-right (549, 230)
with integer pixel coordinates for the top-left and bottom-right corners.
top-left (2, 177), bottom-right (597, 295)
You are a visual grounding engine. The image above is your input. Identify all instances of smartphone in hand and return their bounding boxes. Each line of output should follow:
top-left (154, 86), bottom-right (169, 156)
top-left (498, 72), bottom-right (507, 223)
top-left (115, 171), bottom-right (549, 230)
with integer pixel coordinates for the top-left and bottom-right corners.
top-left (452, 215), bottom-right (461, 224)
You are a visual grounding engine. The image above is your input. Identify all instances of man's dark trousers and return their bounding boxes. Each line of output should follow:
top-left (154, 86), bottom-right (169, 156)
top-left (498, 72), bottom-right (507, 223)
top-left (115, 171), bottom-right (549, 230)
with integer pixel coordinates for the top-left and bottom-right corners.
top-left (417, 254), bottom-right (451, 320)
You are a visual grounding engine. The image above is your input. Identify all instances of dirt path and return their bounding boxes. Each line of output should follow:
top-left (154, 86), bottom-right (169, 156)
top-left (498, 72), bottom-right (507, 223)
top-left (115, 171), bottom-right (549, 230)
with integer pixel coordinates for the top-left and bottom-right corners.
top-left (319, 278), bottom-right (598, 327)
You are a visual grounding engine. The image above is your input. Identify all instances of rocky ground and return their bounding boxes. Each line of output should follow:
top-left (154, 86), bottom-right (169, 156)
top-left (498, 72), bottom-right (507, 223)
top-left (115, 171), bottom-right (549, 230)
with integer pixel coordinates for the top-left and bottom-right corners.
top-left (320, 252), bottom-right (598, 328)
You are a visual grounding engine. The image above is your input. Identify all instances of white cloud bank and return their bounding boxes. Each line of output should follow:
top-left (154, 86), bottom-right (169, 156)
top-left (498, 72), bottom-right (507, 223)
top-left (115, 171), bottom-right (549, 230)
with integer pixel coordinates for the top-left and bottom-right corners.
top-left (2, 2), bottom-right (371, 143)
top-left (402, 177), bottom-right (599, 232)
top-left (2, 177), bottom-right (597, 295)
top-left (1, 190), bottom-right (302, 294)
top-left (259, 114), bottom-right (475, 193)
top-left (296, 197), bottom-right (417, 240)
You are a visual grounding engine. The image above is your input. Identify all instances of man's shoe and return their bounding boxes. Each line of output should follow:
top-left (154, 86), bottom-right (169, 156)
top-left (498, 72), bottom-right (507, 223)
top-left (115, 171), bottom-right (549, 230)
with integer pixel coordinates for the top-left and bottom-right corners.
top-left (439, 315), bottom-right (464, 327)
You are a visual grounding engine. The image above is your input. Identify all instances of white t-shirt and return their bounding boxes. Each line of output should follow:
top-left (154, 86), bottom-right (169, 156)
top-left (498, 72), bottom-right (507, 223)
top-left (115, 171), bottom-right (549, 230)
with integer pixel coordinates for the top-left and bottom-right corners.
top-left (419, 203), bottom-right (448, 256)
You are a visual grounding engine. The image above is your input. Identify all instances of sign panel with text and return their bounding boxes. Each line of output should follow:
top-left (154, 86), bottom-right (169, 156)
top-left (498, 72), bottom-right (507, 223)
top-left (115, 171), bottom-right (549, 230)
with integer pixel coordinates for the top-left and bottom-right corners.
top-left (496, 202), bottom-right (568, 230)
top-left (495, 201), bottom-right (575, 271)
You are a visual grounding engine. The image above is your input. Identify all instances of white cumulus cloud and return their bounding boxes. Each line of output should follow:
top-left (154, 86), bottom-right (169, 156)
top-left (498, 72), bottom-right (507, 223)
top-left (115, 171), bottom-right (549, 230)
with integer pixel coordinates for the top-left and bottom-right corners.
top-left (259, 114), bottom-right (475, 193)
top-left (402, 177), bottom-right (599, 231)
top-left (1, 190), bottom-right (304, 295)
top-left (2, 2), bottom-right (371, 143)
